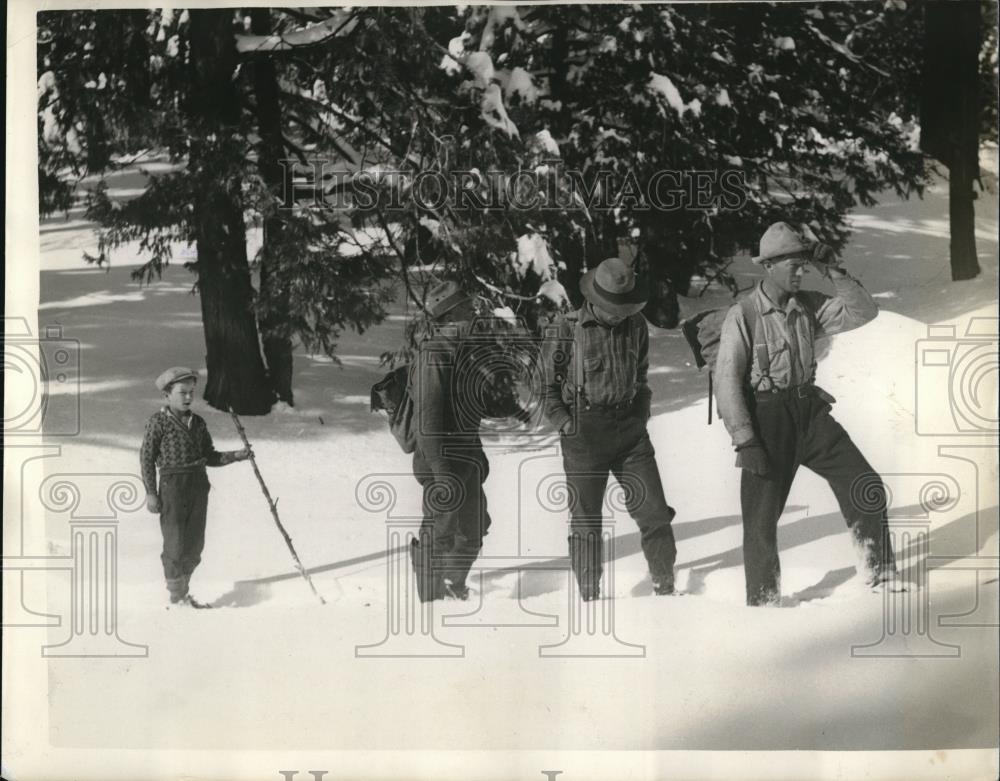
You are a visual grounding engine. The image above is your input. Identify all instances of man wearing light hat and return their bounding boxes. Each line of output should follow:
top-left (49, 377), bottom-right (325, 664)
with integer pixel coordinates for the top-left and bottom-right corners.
top-left (409, 280), bottom-right (494, 601)
top-left (543, 258), bottom-right (678, 601)
top-left (715, 221), bottom-right (901, 606)
top-left (140, 366), bottom-right (251, 606)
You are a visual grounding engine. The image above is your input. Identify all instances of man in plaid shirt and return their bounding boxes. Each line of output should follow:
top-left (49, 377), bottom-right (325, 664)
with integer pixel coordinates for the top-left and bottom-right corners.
top-left (543, 258), bottom-right (678, 601)
top-left (140, 367), bottom-right (250, 606)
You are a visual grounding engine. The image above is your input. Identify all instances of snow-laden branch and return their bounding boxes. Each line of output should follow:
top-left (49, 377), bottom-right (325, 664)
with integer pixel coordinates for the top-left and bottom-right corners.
top-left (279, 89), bottom-right (407, 162)
top-left (804, 21), bottom-right (890, 78)
top-left (474, 273), bottom-right (545, 302)
top-left (235, 13), bottom-right (358, 54)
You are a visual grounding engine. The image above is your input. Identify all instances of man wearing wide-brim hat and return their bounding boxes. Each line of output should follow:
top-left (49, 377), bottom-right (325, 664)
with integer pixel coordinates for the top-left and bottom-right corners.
top-left (715, 221), bottom-right (903, 606)
top-left (409, 280), bottom-right (494, 602)
top-left (542, 257), bottom-right (678, 600)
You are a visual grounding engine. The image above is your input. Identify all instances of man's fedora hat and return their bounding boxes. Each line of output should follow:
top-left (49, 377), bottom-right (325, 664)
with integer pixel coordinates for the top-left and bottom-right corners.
top-left (580, 257), bottom-right (648, 317)
top-left (752, 221), bottom-right (817, 264)
top-left (425, 280), bottom-right (474, 319)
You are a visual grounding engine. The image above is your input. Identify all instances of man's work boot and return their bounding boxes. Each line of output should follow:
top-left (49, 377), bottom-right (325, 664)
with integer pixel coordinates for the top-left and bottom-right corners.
top-left (443, 579), bottom-right (470, 601)
top-left (652, 572), bottom-right (675, 596)
top-left (410, 539), bottom-right (445, 602)
top-left (569, 528), bottom-right (603, 602)
top-left (578, 581), bottom-right (601, 602)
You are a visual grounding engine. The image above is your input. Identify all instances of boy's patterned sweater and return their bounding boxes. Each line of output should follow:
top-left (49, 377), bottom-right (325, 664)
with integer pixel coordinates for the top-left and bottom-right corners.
top-left (140, 408), bottom-right (234, 494)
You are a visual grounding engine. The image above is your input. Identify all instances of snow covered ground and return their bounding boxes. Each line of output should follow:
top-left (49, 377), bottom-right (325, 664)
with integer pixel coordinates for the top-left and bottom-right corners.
top-left (5, 164), bottom-right (999, 778)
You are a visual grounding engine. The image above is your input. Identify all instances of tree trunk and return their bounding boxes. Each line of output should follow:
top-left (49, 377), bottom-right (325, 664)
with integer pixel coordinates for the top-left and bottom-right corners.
top-left (188, 9), bottom-right (274, 414)
top-left (251, 8), bottom-right (295, 405)
top-left (921, 0), bottom-right (982, 281)
top-left (949, 150), bottom-right (981, 281)
top-left (195, 191), bottom-right (276, 414)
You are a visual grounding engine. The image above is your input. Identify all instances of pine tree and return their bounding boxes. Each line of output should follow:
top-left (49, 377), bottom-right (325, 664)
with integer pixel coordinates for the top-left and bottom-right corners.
top-left (39, 4), bottom-right (951, 406)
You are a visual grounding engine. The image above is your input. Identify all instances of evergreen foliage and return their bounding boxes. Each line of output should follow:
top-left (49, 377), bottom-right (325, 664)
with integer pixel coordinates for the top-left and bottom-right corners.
top-left (38, 4), bottom-right (966, 410)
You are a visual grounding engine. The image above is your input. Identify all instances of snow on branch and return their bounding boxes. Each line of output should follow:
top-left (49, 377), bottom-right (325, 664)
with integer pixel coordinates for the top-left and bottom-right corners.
top-left (235, 14), bottom-right (358, 54)
top-left (804, 21), bottom-right (890, 78)
top-left (481, 84), bottom-right (520, 139)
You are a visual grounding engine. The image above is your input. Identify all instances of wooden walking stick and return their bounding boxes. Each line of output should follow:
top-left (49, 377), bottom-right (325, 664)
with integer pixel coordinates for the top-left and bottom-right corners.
top-left (229, 408), bottom-right (326, 605)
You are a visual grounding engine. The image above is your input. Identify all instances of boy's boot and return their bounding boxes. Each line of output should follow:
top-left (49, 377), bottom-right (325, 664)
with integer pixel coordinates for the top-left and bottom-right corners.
top-left (166, 576), bottom-right (188, 604)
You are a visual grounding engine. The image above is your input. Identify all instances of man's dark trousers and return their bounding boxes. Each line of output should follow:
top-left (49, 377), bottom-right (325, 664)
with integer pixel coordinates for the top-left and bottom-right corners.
top-left (561, 405), bottom-right (676, 592)
top-left (742, 388), bottom-right (896, 606)
top-left (159, 468), bottom-right (210, 600)
top-left (411, 444), bottom-right (492, 600)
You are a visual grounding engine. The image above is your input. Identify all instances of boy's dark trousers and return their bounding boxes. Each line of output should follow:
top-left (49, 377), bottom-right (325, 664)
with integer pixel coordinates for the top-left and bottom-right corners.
top-left (741, 386), bottom-right (897, 606)
top-left (560, 404), bottom-right (677, 594)
top-left (159, 467), bottom-right (210, 601)
top-left (411, 444), bottom-right (492, 601)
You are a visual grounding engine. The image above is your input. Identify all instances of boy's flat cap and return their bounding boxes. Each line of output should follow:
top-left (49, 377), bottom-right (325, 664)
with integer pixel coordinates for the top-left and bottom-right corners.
top-left (155, 366), bottom-right (198, 391)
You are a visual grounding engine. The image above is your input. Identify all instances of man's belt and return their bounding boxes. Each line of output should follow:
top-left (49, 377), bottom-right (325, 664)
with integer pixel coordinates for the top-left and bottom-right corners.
top-left (581, 397), bottom-right (635, 411)
top-left (754, 383), bottom-right (815, 400)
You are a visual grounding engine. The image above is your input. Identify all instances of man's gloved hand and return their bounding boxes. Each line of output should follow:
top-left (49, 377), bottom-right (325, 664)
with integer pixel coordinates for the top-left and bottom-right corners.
top-left (236, 446), bottom-right (252, 461)
top-left (145, 493), bottom-right (162, 514)
top-left (735, 439), bottom-right (770, 477)
top-left (810, 242), bottom-right (841, 277)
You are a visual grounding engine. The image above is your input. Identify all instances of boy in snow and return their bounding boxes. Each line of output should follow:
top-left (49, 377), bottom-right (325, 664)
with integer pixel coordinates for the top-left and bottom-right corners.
top-left (542, 257), bottom-right (677, 601)
top-left (140, 367), bottom-right (251, 607)
top-left (714, 222), bottom-right (902, 606)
